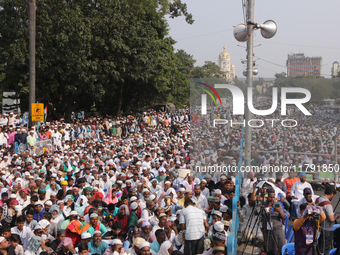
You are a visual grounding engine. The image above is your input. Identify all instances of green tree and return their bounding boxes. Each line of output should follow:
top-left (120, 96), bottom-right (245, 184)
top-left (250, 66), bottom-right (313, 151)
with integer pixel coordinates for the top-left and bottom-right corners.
top-left (273, 76), bottom-right (332, 103)
top-left (0, 0), bottom-right (193, 119)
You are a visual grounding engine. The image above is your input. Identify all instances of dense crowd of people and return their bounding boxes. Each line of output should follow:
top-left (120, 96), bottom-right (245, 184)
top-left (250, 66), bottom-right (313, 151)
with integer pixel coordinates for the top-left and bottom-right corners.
top-left (0, 103), bottom-right (338, 255)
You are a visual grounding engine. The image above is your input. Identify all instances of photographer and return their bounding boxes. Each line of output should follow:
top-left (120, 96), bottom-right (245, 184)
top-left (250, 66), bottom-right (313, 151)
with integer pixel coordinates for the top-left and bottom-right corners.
top-left (317, 186), bottom-right (340, 255)
top-left (293, 203), bottom-right (326, 255)
top-left (261, 189), bottom-right (287, 255)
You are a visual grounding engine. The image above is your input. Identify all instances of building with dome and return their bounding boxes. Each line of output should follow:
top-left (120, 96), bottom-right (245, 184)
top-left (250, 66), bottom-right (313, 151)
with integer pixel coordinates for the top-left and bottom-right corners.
top-left (219, 46), bottom-right (235, 80)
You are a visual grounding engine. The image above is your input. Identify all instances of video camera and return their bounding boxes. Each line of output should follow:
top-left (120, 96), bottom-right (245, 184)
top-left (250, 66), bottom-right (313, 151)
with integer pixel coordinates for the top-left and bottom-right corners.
top-left (303, 205), bottom-right (323, 220)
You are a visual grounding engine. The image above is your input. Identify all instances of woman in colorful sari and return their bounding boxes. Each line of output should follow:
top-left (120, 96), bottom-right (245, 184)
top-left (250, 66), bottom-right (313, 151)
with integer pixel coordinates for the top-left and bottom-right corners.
top-left (104, 188), bottom-right (118, 205)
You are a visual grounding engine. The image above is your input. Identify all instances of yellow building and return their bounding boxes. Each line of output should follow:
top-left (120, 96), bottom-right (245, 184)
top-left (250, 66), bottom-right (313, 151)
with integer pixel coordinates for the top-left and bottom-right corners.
top-left (219, 46), bottom-right (235, 80)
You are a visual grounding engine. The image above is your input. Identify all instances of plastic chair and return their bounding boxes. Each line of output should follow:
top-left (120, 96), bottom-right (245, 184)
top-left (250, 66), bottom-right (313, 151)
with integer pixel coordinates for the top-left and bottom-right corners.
top-left (334, 224), bottom-right (340, 247)
top-left (334, 224), bottom-right (340, 231)
top-left (287, 230), bottom-right (294, 243)
top-left (281, 242), bottom-right (295, 255)
top-left (285, 224), bottom-right (293, 240)
top-left (284, 215), bottom-right (289, 235)
top-left (330, 248), bottom-right (337, 255)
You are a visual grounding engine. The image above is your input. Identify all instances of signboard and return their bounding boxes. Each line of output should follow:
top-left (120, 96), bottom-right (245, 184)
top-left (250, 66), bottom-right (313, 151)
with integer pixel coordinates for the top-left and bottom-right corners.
top-left (178, 169), bottom-right (191, 179)
top-left (31, 103), bottom-right (44, 121)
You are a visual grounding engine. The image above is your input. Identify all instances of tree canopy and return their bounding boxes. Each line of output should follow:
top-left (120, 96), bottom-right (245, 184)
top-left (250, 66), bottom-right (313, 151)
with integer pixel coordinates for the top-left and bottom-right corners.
top-left (0, 0), bottom-right (193, 120)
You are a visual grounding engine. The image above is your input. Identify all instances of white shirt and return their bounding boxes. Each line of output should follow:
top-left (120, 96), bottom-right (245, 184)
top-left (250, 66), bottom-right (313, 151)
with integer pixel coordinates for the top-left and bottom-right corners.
top-left (241, 178), bottom-right (256, 195)
top-left (179, 205), bottom-right (206, 241)
top-left (11, 226), bottom-right (32, 248)
top-left (297, 195), bottom-right (318, 214)
top-left (290, 181), bottom-right (314, 200)
top-left (141, 208), bottom-right (154, 222)
top-left (192, 194), bottom-right (209, 211)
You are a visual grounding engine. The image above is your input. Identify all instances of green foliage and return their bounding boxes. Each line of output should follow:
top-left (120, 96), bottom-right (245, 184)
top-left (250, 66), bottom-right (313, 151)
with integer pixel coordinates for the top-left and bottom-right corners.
top-left (191, 61), bottom-right (225, 79)
top-left (0, 0), bottom-right (193, 119)
top-left (273, 76), bottom-right (333, 103)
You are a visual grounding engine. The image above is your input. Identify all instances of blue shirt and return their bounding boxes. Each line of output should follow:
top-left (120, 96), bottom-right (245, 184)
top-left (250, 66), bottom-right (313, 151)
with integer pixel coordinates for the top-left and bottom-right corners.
top-left (87, 240), bottom-right (109, 255)
top-left (33, 210), bottom-right (45, 222)
top-left (150, 241), bottom-right (160, 253)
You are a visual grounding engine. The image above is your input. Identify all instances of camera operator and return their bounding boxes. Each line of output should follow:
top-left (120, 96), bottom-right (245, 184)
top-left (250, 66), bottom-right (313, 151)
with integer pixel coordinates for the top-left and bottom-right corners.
top-left (261, 189), bottom-right (287, 255)
top-left (297, 188), bottom-right (316, 215)
top-left (293, 203), bottom-right (326, 255)
top-left (317, 186), bottom-right (340, 255)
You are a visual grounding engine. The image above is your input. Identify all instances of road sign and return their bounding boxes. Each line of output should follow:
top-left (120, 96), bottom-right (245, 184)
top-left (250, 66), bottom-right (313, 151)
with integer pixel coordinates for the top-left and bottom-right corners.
top-left (31, 103), bottom-right (44, 121)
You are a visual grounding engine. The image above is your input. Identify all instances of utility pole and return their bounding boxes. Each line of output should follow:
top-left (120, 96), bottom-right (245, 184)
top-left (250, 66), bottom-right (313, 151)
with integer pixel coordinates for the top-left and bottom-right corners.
top-left (28, 0), bottom-right (36, 127)
top-left (244, 0), bottom-right (254, 166)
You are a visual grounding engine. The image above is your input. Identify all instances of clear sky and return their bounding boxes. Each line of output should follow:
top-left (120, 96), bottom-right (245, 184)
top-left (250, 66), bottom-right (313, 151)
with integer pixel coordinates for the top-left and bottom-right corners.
top-left (166, 0), bottom-right (340, 79)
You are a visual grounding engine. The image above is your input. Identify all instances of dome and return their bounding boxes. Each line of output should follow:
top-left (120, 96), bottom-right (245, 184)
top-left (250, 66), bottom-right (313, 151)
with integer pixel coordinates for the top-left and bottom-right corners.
top-left (220, 46), bottom-right (229, 58)
top-left (231, 64), bottom-right (235, 68)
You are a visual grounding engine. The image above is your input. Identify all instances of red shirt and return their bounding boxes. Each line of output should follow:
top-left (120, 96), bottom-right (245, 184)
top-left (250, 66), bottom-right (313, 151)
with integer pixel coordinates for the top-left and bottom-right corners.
top-left (284, 177), bottom-right (300, 197)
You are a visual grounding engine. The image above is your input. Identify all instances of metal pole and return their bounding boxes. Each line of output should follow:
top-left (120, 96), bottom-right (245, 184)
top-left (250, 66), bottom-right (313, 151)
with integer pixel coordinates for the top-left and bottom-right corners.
top-left (28, 0), bottom-right (36, 127)
top-left (283, 129), bottom-right (287, 163)
top-left (244, 0), bottom-right (254, 166)
top-left (253, 150), bottom-right (334, 157)
top-left (335, 132), bottom-right (338, 185)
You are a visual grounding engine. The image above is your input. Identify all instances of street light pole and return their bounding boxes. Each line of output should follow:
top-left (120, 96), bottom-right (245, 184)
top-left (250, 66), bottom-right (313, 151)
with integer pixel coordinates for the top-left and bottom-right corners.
top-left (28, 0), bottom-right (36, 126)
top-left (244, 0), bottom-right (254, 166)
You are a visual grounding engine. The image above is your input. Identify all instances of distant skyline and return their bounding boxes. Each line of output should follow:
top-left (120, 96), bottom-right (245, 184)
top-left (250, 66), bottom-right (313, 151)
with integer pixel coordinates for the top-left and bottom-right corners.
top-left (166, 0), bottom-right (340, 79)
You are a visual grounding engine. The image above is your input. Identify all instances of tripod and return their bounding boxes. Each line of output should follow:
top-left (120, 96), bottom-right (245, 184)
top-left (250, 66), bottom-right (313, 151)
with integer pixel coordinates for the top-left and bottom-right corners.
top-left (239, 202), bottom-right (280, 255)
top-left (304, 214), bottom-right (321, 255)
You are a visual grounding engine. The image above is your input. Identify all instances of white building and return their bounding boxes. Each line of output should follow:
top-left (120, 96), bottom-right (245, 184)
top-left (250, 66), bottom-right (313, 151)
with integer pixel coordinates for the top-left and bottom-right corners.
top-left (218, 46), bottom-right (235, 80)
top-left (332, 61), bottom-right (339, 78)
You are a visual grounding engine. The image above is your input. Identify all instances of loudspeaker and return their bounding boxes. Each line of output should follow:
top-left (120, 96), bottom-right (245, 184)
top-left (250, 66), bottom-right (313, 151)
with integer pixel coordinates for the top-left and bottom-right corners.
top-left (243, 68), bottom-right (259, 76)
top-left (259, 20), bottom-right (277, 39)
top-left (234, 24), bottom-right (248, 42)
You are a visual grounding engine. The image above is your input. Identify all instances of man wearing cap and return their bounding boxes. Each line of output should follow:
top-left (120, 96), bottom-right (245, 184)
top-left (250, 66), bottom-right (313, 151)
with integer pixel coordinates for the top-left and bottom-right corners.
top-left (141, 200), bottom-right (155, 222)
top-left (125, 237), bottom-right (145, 255)
top-left (83, 213), bottom-right (107, 236)
top-left (207, 197), bottom-right (221, 224)
top-left (127, 202), bottom-right (139, 230)
top-left (27, 131), bottom-right (36, 148)
top-left (140, 222), bottom-right (156, 243)
top-left (87, 231), bottom-right (109, 255)
top-left (0, 236), bottom-right (14, 255)
top-left (291, 172), bottom-right (313, 218)
top-left (46, 229), bottom-right (66, 251)
top-left (78, 232), bottom-right (93, 248)
top-left (33, 201), bottom-right (45, 222)
top-left (297, 187), bottom-right (316, 214)
top-left (102, 238), bottom-right (124, 255)
top-left (202, 232), bottom-right (226, 255)
top-left (139, 241), bottom-right (151, 255)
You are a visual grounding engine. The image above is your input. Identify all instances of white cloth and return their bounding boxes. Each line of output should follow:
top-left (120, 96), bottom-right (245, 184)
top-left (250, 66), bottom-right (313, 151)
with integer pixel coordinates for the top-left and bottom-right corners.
top-left (192, 194), bottom-right (209, 211)
top-left (11, 226), bottom-right (32, 248)
top-left (179, 205), bottom-right (206, 241)
top-left (290, 181), bottom-right (314, 200)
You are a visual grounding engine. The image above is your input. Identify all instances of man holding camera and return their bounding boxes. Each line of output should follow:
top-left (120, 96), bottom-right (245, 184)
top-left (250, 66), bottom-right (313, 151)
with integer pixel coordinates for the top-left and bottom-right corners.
top-left (293, 203), bottom-right (326, 255)
top-left (317, 186), bottom-right (340, 255)
top-left (261, 189), bottom-right (287, 255)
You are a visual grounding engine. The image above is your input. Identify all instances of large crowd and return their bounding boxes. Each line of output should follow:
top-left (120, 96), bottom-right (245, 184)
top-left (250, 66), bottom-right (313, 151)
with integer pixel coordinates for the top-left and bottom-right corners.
top-left (0, 104), bottom-right (338, 255)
